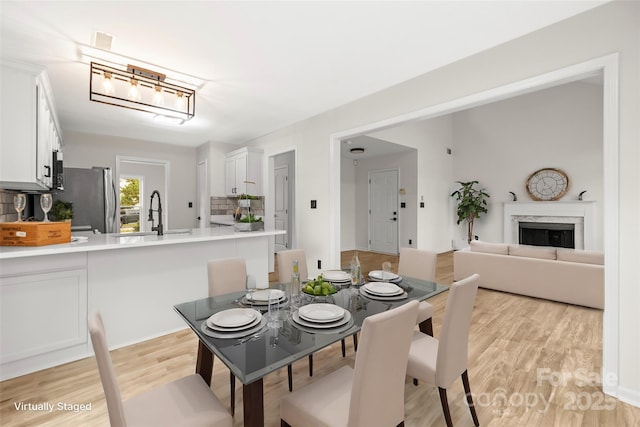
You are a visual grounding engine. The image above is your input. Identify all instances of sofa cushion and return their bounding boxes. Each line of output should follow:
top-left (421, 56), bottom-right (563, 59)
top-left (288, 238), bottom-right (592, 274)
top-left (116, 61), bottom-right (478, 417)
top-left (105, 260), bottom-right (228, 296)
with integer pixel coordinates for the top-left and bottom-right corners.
top-left (469, 240), bottom-right (509, 255)
top-left (508, 244), bottom-right (557, 260)
top-left (556, 249), bottom-right (604, 265)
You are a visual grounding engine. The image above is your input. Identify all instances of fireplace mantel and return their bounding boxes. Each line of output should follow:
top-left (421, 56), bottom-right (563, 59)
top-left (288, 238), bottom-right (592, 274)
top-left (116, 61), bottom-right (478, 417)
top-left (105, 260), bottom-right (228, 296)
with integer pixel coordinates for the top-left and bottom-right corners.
top-left (503, 201), bottom-right (596, 250)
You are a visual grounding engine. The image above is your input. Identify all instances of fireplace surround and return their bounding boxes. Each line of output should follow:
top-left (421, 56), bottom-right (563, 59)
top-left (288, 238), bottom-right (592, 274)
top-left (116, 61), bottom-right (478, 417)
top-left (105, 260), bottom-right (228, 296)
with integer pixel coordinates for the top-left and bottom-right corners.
top-left (503, 201), bottom-right (596, 250)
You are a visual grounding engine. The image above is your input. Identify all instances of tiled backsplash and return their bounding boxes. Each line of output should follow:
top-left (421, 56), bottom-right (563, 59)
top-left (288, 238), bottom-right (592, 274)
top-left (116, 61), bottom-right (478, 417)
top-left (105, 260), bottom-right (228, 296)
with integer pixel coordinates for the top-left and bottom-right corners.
top-left (0, 189), bottom-right (19, 222)
top-left (210, 196), bottom-right (264, 216)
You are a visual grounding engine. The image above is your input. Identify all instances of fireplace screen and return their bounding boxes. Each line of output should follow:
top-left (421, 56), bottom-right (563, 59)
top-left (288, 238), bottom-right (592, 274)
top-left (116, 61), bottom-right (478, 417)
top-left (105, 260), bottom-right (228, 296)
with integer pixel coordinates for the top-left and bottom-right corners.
top-left (518, 222), bottom-right (575, 248)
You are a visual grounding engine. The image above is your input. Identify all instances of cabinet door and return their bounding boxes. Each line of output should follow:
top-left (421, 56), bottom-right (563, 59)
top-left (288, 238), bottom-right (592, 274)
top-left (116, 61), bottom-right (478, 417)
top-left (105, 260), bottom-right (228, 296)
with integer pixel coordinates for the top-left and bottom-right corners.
top-left (36, 82), bottom-right (53, 188)
top-left (225, 156), bottom-right (237, 196)
top-left (235, 154), bottom-right (248, 195)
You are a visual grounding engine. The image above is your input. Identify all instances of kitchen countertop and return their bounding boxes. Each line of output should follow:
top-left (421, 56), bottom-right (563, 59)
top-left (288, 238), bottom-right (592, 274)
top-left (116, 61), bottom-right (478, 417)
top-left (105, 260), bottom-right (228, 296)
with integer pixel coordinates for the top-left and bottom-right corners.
top-left (0, 227), bottom-right (285, 259)
top-left (209, 215), bottom-right (236, 226)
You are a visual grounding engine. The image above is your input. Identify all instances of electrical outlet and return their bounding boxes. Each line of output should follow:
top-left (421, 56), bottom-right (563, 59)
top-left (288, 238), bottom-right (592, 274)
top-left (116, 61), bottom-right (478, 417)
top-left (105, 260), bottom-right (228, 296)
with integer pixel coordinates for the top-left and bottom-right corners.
top-left (420, 202), bottom-right (425, 208)
top-left (409, 239), bottom-right (412, 245)
top-left (311, 200), bottom-right (317, 209)
top-left (188, 202), bottom-right (193, 208)
top-left (400, 202), bottom-right (406, 208)
top-left (317, 260), bottom-right (321, 269)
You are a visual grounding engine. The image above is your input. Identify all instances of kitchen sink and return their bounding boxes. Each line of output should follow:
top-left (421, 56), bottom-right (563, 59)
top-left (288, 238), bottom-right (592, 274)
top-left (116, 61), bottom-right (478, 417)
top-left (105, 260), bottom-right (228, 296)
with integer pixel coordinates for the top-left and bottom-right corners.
top-left (111, 229), bottom-right (192, 237)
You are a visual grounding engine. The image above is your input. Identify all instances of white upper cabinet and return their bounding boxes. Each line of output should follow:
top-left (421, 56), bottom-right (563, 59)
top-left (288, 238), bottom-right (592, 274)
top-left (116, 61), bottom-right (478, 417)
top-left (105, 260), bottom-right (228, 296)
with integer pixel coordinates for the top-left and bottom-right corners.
top-left (225, 147), bottom-right (263, 196)
top-left (1, 61), bottom-right (62, 191)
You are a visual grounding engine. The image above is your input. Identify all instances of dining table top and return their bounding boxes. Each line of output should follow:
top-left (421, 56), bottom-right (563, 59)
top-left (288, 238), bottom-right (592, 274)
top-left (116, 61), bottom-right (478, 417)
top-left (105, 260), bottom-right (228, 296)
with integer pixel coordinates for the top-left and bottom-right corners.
top-left (173, 275), bottom-right (448, 386)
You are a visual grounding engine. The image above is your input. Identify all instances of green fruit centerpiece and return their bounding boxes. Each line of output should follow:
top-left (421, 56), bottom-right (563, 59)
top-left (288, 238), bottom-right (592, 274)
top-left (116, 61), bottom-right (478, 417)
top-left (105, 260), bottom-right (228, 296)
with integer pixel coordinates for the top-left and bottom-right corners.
top-left (302, 275), bottom-right (338, 297)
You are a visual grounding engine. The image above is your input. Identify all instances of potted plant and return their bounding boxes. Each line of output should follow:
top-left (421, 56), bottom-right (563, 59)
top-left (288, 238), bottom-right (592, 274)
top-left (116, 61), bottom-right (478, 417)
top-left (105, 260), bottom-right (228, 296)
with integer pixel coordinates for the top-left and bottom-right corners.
top-left (451, 181), bottom-right (490, 243)
top-left (51, 200), bottom-right (73, 222)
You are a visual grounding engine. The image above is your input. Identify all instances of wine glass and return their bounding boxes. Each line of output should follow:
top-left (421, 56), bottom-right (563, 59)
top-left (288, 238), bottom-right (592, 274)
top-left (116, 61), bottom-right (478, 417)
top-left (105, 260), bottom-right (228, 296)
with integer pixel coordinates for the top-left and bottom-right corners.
top-left (13, 193), bottom-right (26, 222)
top-left (40, 193), bottom-right (53, 222)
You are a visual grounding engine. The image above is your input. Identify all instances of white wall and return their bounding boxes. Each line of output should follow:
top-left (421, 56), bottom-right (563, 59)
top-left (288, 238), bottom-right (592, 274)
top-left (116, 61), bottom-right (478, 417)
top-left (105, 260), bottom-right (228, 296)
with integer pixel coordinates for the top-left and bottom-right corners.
top-left (368, 116), bottom-right (454, 253)
top-left (452, 80), bottom-right (604, 249)
top-left (196, 140), bottom-right (242, 197)
top-left (247, 2), bottom-right (639, 406)
top-left (63, 130), bottom-right (197, 230)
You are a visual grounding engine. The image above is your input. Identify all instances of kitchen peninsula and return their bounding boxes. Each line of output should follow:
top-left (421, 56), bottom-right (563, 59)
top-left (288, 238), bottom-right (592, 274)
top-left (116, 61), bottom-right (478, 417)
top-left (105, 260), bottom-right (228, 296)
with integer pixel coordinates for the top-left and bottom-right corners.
top-left (0, 227), bottom-right (285, 380)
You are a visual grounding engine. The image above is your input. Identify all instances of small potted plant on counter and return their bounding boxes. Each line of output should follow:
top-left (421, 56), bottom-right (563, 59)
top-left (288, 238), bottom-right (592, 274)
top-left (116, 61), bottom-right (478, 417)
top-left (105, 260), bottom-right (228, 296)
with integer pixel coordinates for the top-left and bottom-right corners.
top-left (51, 200), bottom-right (73, 222)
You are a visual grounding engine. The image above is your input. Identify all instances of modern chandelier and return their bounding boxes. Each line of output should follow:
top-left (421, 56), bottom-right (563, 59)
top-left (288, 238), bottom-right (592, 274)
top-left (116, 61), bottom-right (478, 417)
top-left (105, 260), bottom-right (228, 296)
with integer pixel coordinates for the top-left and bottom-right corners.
top-left (89, 61), bottom-right (195, 124)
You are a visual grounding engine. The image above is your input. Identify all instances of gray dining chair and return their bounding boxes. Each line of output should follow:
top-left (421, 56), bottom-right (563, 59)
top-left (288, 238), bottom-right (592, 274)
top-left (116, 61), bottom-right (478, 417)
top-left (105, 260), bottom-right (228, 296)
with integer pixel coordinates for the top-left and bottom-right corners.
top-left (280, 300), bottom-right (419, 427)
top-left (406, 273), bottom-right (481, 427)
top-left (89, 310), bottom-right (232, 427)
top-left (397, 247), bottom-right (438, 336)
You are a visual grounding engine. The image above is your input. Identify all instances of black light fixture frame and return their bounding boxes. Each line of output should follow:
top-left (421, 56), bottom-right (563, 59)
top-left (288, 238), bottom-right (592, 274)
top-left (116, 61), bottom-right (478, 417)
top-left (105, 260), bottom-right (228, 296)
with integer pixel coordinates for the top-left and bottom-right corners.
top-left (89, 61), bottom-right (195, 122)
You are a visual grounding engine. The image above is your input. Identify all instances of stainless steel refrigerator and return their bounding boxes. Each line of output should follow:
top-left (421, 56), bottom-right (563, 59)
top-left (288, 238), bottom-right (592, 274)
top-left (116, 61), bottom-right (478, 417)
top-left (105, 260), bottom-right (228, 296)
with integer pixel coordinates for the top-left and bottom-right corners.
top-left (52, 167), bottom-right (117, 233)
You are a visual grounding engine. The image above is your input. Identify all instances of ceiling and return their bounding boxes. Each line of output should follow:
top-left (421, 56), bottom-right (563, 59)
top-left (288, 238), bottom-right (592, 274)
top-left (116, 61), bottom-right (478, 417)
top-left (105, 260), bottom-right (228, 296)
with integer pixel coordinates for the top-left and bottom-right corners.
top-left (0, 1), bottom-right (608, 148)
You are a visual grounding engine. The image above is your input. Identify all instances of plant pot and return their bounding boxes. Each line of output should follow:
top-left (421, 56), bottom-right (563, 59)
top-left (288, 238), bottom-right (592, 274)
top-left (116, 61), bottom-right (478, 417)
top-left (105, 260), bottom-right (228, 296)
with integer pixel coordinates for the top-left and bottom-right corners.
top-left (234, 222), bottom-right (264, 232)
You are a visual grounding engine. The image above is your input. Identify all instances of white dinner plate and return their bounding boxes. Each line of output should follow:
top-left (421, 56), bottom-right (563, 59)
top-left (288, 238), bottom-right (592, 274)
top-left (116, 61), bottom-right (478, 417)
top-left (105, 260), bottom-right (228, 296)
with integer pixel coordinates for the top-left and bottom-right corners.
top-left (291, 317), bottom-right (355, 335)
top-left (246, 289), bottom-right (285, 302)
top-left (298, 303), bottom-right (345, 323)
top-left (292, 310), bottom-right (352, 329)
top-left (359, 287), bottom-right (408, 301)
top-left (321, 270), bottom-right (351, 282)
top-left (368, 270), bottom-right (402, 282)
top-left (363, 282), bottom-right (403, 296)
top-left (206, 311), bottom-right (262, 332)
top-left (201, 317), bottom-right (267, 339)
top-left (207, 308), bottom-right (258, 328)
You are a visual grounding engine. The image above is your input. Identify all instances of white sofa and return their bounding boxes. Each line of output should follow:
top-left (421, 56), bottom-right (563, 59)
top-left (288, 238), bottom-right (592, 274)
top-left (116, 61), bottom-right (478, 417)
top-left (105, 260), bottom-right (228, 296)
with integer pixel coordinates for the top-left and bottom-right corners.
top-left (454, 240), bottom-right (604, 309)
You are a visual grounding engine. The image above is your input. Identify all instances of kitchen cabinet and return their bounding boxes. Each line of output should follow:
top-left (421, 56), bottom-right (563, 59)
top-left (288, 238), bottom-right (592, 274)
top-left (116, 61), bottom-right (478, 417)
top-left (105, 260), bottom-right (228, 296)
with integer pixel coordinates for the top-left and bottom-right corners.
top-left (225, 147), bottom-right (263, 196)
top-left (0, 253), bottom-right (88, 380)
top-left (0, 61), bottom-right (63, 191)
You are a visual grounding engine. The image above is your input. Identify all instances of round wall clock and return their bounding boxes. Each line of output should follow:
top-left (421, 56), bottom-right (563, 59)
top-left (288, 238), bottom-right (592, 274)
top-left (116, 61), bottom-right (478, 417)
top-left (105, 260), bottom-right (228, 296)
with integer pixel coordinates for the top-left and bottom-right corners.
top-left (526, 168), bottom-right (569, 201)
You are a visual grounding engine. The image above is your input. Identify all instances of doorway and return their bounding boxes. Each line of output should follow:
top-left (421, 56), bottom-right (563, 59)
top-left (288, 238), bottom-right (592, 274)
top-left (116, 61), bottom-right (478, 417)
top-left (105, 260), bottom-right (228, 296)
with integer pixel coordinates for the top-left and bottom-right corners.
top-left (274, 164), bottom-right (289, 252)
top-left (116, 156), bottom-right (169, 232)
top-left (368, 169), bottom-right (399, 254)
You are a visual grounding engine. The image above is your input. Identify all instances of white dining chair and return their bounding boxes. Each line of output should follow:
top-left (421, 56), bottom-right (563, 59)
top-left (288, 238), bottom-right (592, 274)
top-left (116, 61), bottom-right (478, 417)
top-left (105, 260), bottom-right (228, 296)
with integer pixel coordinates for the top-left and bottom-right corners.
top-left (276, 249), bottom-right (355, 379)
top-left (397, 247), bottom-right (438, 336)
top-left (406, 273), bottom-right (481, 427)
top-left (208, 257), bottom-right (289, 415)
top-left (89, 311), bottom-right (232, 427)
top-left (280, 300), bottom-right (419, 427)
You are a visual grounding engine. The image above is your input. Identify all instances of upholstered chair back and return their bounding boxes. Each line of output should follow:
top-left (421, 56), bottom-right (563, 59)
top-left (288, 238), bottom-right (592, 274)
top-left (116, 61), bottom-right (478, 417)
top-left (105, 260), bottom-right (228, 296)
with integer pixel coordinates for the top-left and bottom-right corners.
top-left (435, 273), bottom-right (480, 388)
top-left (347, 300), bottom-right (419, 427)
top-left (276, 249), bottom-right (308, 284)
top-left (207, 258), bottom-right (247, 297)
top-left (88, 311), bottom-right (127, 427)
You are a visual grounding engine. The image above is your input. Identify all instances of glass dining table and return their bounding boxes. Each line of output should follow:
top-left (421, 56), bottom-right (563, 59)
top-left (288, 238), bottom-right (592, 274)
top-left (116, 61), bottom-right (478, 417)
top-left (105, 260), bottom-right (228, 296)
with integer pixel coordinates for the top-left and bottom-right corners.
top-left (173, 276), bottom-right (448, 427)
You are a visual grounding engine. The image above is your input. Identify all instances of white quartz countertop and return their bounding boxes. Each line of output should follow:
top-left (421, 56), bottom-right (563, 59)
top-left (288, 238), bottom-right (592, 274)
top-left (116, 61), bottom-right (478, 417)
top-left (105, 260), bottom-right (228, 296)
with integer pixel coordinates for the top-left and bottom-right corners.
top-left (0, 227), bottom-right (285, 259)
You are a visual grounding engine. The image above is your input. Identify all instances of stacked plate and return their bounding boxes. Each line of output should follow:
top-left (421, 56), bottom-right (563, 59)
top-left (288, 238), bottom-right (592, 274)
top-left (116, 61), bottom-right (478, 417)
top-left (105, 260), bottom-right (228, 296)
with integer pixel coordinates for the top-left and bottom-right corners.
top-left (321, 270), bottom-right (351, 286)
top-left (200, 308), bottom-right (266, 338)
top-left (360, 282), bottom-right (408, 300)
top-left (368, 270), bottom-right (403, 283)
top-left (242, 289), bottom-right (286, 306)
top-left (291, 303), bottom-right (353, 333)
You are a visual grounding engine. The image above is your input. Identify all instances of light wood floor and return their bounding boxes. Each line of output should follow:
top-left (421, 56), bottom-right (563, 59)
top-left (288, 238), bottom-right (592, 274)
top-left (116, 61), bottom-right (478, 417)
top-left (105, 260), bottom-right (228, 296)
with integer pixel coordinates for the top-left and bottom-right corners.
top-left (2, 251), bottom-right (638, 426)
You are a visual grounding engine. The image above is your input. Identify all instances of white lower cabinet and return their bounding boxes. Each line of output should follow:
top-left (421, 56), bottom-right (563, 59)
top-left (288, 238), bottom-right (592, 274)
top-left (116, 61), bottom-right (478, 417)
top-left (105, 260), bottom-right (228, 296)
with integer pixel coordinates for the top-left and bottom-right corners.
top-left (0, 254), bottom-right (87, 380)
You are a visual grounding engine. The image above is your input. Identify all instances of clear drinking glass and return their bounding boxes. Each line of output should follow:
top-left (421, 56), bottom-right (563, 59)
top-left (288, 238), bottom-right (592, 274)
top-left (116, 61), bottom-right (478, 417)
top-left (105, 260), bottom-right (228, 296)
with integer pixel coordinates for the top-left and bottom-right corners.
top-left (290, 272), bottom-right (301, 308)
top-left (13, 194), bottom-right (26, 222)
top-left (40, 193), bottom-right (53, 222)
top-left (267, 290), bottom-right (281, 327)
top-left (382, 261), bottom-right (392, 281)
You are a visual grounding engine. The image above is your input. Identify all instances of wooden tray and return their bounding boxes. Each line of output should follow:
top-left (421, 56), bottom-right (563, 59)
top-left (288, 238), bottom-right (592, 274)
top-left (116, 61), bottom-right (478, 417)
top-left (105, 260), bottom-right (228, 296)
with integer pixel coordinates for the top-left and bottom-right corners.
top-left (0, 221), bottom-right (71, 246)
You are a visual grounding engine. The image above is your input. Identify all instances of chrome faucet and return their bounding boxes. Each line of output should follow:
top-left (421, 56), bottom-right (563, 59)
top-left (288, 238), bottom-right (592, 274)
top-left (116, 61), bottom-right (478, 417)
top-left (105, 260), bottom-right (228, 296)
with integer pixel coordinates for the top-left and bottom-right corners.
top-left (148, 190), bottom-right (164, 236)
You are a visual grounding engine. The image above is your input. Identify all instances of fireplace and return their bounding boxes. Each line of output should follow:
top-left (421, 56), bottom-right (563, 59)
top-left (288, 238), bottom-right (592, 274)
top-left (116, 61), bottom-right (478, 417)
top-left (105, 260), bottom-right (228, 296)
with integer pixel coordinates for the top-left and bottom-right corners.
top-left (503, 201), bottom-right (596, 250)
top-left (519, 222), bottom-right (575, 248)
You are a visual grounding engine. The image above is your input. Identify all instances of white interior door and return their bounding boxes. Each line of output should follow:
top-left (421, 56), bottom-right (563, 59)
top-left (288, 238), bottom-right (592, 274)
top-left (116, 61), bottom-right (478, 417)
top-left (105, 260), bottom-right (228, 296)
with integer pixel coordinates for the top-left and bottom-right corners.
top-left (274, 165), bottom-right (289, 251)
top-left (369, 169), bottom-right (399, 254)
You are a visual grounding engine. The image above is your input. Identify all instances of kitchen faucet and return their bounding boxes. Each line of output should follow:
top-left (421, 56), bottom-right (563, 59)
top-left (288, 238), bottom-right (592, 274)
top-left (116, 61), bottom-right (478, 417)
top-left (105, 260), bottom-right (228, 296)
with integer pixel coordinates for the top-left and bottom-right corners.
top-left (148, 190), bottom-right (163, 236)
